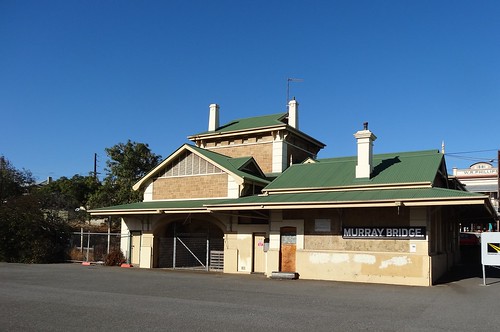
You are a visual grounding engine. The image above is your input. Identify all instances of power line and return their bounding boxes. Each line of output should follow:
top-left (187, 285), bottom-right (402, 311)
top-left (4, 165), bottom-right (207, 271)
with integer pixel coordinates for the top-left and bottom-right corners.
top-left (445, 149), bottom-right (498, 165)
top-left (446, 149), bottom-right (498, 155)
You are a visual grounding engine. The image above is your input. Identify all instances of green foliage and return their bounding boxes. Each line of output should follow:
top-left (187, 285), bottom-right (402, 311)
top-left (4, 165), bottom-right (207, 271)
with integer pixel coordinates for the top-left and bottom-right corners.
top-left (0, 156), bottom-right (71, 263)
top-left (37, 174), bottom-right (100, 222)
top-left (0, 155), bottom-right (35, 202)
top-left (88, 140), bottom-right (161, 208)
top-left (38, 175), bottom-right (99, 209)
top-left (0, 140), bottom-right (161, 263)
top-left (104, 248), bottom-right (126, 266)
top-left (0, 194), bottom-right (71, 263)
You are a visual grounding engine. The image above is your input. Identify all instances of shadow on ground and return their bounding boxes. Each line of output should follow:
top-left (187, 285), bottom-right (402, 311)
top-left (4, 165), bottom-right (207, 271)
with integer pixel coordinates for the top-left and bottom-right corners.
top-left (436, 246), bottom-right (500, 285)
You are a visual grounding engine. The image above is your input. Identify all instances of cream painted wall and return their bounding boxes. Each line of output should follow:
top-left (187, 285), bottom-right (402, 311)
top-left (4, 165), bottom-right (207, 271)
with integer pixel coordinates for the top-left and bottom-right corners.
top-left (227, 175), bottom-right (239, 198)
top-left (143, 181), bottom-right (153, 201)
top-left (266, 249), bottom-right (280, 275)
top-left (234, 224), bottom-right (268, 273)
top-left (120, 217), bottom-right (144, 263)
top-left (296, 250), bottom-right (431, 286)
top-left (264, 206), bottom-right (435, 286)
top-left (120, 219), bottom-right (130, 261)
top-left (139, 233), bottom-right (154, 268)
top-left (272, 132), bottom-right (287, 173)
top-left (409, 207), bottom-right (429, 255)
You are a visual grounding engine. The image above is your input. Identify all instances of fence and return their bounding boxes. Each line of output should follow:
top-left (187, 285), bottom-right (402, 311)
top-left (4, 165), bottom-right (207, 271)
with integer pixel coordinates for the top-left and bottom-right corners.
top-left (158, 235), bottom-right (224, 271)
top-left (67, 229), bottom-right (124, 263)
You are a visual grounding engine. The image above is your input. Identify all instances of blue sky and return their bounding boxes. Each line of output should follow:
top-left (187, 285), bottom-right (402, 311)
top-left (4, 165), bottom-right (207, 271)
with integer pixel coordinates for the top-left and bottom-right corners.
top-left (1, 1), bottom-right (499, 181)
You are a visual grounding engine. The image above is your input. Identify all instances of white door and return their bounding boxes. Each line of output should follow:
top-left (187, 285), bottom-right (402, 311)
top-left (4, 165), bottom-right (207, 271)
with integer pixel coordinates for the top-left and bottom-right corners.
top-left (253, 234), bottom-right (266, 273)
top-left (131, 232), bottom-right (141, 266)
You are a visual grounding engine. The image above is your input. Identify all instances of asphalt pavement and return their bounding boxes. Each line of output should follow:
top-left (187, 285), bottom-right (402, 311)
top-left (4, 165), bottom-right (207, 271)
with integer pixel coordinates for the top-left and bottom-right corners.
top-left (0, 256), bottom-right (499, 331)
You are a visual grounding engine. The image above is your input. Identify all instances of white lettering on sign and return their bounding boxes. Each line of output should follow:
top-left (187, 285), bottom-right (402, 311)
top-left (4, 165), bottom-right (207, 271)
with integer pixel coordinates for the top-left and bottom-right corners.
top-left (343, 227), bottom-right (426, 240)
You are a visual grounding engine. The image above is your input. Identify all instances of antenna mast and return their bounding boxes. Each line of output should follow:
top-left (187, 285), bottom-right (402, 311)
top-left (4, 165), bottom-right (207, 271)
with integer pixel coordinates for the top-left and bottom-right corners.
top-left (286, 78), bottom-right (303, 108)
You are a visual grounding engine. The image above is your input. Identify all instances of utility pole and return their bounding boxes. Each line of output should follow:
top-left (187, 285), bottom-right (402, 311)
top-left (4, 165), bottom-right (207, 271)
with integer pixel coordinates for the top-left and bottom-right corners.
top-left (0, 156), bottom-right (4, 202)
top-left (93, 153), bottom-right (97, 180)
top-left (497, 149), bottom-right (500, 230)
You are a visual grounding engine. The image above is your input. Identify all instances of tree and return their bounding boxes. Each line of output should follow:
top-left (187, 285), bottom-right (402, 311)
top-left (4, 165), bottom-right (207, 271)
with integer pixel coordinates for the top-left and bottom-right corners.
top-left (0, 194), bottom-right (71, 263)
top-left (37, 174), bottom-right (101, 223)
top-left (0, 156), bottom-right (70, 263)
top-left (37, 174), bottom-right (100, 221)
top-left (88, 140), bottom-right (162, 208)
top-left (0, 155), bottom-right (35, 202)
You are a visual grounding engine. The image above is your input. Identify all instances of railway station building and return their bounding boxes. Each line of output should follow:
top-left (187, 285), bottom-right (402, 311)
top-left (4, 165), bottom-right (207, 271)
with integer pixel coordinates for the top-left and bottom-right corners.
top-left (91, 100), bottom-right (496, 286)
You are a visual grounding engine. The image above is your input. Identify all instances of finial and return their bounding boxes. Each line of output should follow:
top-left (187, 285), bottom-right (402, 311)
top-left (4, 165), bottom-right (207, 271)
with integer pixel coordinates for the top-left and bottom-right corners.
top-left (363, 122), bottom-right (368, 130)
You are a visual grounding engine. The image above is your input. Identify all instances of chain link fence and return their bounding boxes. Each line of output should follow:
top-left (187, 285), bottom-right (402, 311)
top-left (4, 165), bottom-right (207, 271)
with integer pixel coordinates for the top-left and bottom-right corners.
top-left (67, 229), bottom-right (124, 263)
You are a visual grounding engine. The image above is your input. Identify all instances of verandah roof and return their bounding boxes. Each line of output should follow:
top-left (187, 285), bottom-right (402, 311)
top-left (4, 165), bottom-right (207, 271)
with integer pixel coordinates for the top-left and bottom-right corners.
top-left (90, 187), bottom-right (494, 219)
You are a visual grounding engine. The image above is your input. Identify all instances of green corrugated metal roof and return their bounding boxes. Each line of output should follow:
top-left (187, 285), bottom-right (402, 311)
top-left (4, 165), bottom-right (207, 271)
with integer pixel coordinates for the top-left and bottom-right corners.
top-left (91, 198), bottom-right (230, 212)
top-left (91, 187), bottom-right (488, 215)
top-left (226, 156), bottom-right (254, 169)
top-left (193, 113), bottom-right (287, 136)
top-left (264, 150), bottom-right (443, 191)
top-left (210, 187), bottom-right (486, 206)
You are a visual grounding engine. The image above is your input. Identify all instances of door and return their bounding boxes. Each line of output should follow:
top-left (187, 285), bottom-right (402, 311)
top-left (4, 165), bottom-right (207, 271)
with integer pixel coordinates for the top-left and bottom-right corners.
top-left (253, 234), bottom-right (266, 273)
top-left (280, 227), bottom-right (296, 272)
top-left (131, 232), bottom-right (141, 266)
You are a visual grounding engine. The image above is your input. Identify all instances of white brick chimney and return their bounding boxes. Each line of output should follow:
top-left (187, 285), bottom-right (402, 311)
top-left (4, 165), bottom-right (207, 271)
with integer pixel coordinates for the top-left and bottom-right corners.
top-left (354, 122), bottom-right (377, 179)
top-left (288, 98), bottom-right (299, 129)
top-left (208, 103), bottom-right (220, 131)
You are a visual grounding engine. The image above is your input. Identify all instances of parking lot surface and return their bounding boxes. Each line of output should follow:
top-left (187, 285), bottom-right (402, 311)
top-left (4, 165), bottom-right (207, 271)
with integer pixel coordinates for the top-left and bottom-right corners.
top-left (1, 261), bottom-right (499, 331)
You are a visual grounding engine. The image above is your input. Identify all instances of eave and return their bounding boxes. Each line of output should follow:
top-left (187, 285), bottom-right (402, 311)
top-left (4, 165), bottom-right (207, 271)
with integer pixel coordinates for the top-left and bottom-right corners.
top-left (263, 182), bottom-right (433, 195)
top-left (206, 195), bottom-right (494, 212)
top-left (188, 124), bottom-right (288, 141)
top-left (90, 208), bottom-right (212, 216)
top-left (188, 124), bottom-right (326, 149)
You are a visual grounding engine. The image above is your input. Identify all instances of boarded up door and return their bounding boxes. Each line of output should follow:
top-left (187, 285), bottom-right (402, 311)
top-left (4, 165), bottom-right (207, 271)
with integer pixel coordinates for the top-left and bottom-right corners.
top-left (253, 234), bottom-right (266, 273)
top-left (131, 232), bottom-right (141, 266)
top-left (280, 227), bottom-right (296, 272)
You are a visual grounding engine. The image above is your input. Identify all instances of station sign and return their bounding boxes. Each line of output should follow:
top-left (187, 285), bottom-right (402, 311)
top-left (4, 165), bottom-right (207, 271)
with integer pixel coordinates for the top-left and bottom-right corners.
top-left (342, 226), bottom-right (426, 240)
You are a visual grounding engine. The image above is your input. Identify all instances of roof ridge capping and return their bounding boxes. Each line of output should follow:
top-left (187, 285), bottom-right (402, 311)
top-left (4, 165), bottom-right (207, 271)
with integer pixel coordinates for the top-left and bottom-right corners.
top-left (189, 111), bottom-right (288, 137)
top-left (308, 149), bottom-right (441, 164)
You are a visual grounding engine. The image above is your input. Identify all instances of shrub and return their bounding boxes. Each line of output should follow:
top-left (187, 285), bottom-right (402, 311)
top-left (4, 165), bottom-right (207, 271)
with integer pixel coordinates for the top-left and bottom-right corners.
top-left (104, 248), bottom-right (125, 266)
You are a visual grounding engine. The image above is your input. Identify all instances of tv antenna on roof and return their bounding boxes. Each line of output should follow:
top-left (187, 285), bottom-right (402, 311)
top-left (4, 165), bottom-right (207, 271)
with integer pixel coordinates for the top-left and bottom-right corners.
top-left (286, 77), bottom-right (303, 107)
